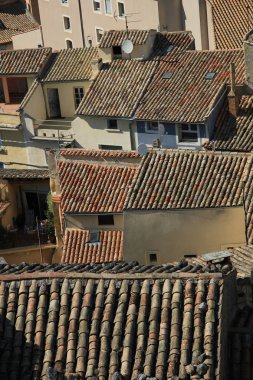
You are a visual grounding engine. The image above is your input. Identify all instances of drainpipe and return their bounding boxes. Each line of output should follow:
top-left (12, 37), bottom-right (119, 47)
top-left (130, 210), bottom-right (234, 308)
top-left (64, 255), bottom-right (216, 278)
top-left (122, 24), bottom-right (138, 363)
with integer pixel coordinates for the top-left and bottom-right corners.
top-left (78, 0), bottom-right (86, 47)
top-left (129, 121), bottom-right (136, 150)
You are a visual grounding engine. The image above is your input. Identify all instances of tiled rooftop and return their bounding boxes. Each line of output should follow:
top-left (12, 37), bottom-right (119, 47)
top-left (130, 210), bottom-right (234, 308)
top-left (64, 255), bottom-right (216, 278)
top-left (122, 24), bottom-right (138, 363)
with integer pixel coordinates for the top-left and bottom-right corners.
top-left (0, 47), bottom-right (52, 76)
top-left (0, 169), bottom-right (49, 179)
top-left (0, 2), bottom-right (39, 45)
top-left (151, 31), bottom-right (195, 59)
top-left (0, 273), bottom-right (226, 379)
top-left (19, 79), bottom-right (39, 110)
top-left (62, 229), bottom-right (123, 264)
top-left (99, 29), bottom-right (151, 48)
top-left (0, 201), bottom-right (10, 215)
top-left (136, 49), bottom-right (244, 123)
top-left (41, 48), bottom-right (98, 82)
top-left (60, 149), bottom-right (140, 159)
top-left (76, 59), bottom-right (157, 118)
top-left (58, 159), bottom-right (137, 213)
top-left (125, 150), bottom-right (253, 243)
top-left (210, 0), bottom-right (251, 49)
top-left (205, 95), bottom-right (253, 152)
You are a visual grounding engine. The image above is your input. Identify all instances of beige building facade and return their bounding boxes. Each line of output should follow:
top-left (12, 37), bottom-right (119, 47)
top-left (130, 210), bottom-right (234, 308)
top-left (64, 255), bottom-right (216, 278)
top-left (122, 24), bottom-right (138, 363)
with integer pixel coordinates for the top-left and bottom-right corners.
top-left (124, 207), bottom-right (247, 265)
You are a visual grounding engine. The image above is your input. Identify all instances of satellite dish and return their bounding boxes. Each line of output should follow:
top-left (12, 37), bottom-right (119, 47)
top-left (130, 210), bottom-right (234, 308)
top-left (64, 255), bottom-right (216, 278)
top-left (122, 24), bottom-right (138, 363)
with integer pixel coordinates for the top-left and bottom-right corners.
top-left (158, 124), bottom-right (165, 135)
top-left (137, 143), bottom-right (148, 156)
top-left (122, 39), bottom-right (133, 54)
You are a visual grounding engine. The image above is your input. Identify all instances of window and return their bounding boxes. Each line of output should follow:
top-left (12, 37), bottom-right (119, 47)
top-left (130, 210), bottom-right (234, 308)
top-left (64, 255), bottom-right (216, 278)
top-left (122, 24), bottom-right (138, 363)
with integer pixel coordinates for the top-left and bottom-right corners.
top-left (98, 214), bottom-right (114, 225)
top-left (74, 87), bottom-right (84, 108)
top-left (145, 121), bottom-right (158, 133)
top-left (149, 253), bottom-right (157, 263)
top-left (63, 16), bottom-right (71, 30)
top-left (0, 162), bottom-right (3, 169)
top-left (178, 124), bottom-right (198, 142)
top-left (89, 231), bottom-right (100, 243)
top-left (163, 72), bottom-right (173, 79)
top-left (105, 0), bottom-right (112, 14)
top-left (61, 0), bottom-right (69, 4)
top-left (112, 45), bottom-right (122, 59)
top-left (99, 144), bottom-right (123, 150)
top-left (146, 251), bottom-right (159, 264)
top-left (118, 1), bottom-right (125, 17)
top-left (93, 0), bottom-right (101, 11)
top-left (205, 72), bottom-right (216, 80)
top-left (66, 39), bottom-right (73, 48)
top-left (96, 28), bottom-right (104, 43)
top-left (107, 119), bottom-right (118, 129)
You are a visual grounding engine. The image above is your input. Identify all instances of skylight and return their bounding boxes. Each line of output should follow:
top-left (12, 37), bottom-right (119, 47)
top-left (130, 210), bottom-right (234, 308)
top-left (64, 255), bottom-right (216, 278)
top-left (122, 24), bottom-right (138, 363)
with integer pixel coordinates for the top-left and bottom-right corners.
top-left (163, 72), bottom-right (173, 79)
top-left (205, 72), bottom-right (216, 80)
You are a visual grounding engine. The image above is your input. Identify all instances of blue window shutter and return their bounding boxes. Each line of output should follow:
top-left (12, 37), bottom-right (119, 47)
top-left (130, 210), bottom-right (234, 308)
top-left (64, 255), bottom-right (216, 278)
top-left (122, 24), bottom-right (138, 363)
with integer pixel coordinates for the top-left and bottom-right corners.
top-left (137, 121), bottom-right (146, 133)
top-left (199, 124), bottom-right (206, 138)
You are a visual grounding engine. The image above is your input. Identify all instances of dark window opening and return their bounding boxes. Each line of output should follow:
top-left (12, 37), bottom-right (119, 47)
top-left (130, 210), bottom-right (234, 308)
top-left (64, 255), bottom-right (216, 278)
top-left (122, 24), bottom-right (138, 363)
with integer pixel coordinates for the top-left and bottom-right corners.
top-left (99, 145), bottom-right (122, 150)
top-left (149, 253), bottom-right (157, 263)
top-left (89, 231), bottom-right (100, 243)
top-left (107, 119), bottom-right (118, 129)
top-left (66, 39), bottom-right (73, 49)
top-left (113, 45), bottom-right (122, 59)
top-left (98, 214), bottom-right (114, 225)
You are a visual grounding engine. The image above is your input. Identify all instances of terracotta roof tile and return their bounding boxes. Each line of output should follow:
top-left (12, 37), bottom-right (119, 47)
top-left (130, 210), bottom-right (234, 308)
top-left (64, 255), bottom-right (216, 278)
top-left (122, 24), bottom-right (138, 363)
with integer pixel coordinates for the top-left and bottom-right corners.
top-left (58, 160), bottom-right (137, 213)
top-left (41, 48), bottom-right (98, 82)
top-left (210, 0), bottom-right (251, 49)
top-left (62, 228), bottom-right (123, 264)
top-left (136, 49), bottom-right (244, 123)
top-left (0, 169), bottom-right (49, 179)
top-left (205, 95), bottom-right (253, 152)
top-left (0, 274), bottom-right (225, 378)
top-left (76, 59), bottom-right (157, 117)
top-left (0, 2), bottom-right (39, 44)
top-left (151, 31), bottom-right (195, 59)
top-left (125, 150), bottom-right (253, 243)
top-left (99, 29), bottom-right (151, 48)
top-left (0, 201), bottom-right (10, 215)
top-left (60, 149), bottom-right (140, 159)
top-left (0, 47), bottom-right (51, 75)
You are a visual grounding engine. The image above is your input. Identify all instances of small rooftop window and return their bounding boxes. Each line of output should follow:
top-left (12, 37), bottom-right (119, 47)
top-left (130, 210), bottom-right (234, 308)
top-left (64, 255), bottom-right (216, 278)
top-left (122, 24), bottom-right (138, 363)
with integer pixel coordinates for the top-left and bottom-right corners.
top-left (205, 72), bottom-right (216, 80)
top-left (89, 232), bottom-right (100, 243)
top-left (163, 72), bottom-right (173, 79)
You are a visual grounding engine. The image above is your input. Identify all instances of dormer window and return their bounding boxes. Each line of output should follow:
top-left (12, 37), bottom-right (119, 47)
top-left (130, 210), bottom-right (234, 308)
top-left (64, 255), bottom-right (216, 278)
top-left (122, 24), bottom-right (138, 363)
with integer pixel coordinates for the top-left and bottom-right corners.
top-left (113, 45), bottom-right (122, 59)
top-left (178, 124), bottom-right (198, 142)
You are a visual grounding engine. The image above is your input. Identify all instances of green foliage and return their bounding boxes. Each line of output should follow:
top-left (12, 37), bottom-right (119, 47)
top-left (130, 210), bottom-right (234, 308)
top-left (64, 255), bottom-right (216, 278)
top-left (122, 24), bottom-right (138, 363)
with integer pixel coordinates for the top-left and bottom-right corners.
top-left (46, 192), bottom-right (56, 243)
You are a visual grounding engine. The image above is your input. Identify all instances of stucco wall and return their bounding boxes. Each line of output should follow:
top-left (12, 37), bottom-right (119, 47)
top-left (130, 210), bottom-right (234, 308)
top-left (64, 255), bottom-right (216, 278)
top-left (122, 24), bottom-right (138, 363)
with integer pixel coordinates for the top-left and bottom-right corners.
top-left (124, 207), bottom-right (246, 264)
top-left (65, 213), bottom-right (123, 230)
top-left (24, 82), bottom-right (46, 121)
top-left (0, 129), bottom-right (28, 169)
top-left (0, 244), bottom-right (55, 264)
top-left (12, 28), bottom-right (43, 49)
top-left (73, 116), bottom-right (134, 149)
top-left (44, 81), bottom-right (91, 118)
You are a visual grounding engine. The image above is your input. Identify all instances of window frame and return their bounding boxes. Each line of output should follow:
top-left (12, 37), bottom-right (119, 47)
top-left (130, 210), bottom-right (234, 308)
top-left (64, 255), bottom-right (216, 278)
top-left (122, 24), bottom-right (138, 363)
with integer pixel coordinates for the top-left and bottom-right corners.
top-left (99, 144), bottom-right (123, 150)
top-left (95, 27), bottom-right (104, 43)
top-left (73, 87), bottom-right (85, 109)
top-left (60, 0), bottom-right (69, 6)
top-left (105, 0), bottom-right (112, 14)
top-left (107, 119), bottom-right (118, 130)
top-left (63, 15), bottom-right (71, 32)
top-left (145, 121), bottom-right (159, 134)
top-left (93, 0), bottom-right (102, 13)
top-left (65, 38), bottom-right (73, 48)
top-left (177, 123), bottom-right (199, 143)
top-left (117, 1), bottom-right (125, 17)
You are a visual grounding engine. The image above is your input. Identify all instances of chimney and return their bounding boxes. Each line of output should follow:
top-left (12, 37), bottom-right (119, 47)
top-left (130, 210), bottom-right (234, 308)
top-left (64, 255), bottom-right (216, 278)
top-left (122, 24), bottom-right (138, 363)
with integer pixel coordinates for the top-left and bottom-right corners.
top-left (228, 63), bottom-right (239, 117)
top-left (91, 57), bottom-right (103, 79)
top-left (244, 29), bottom-right (253, 91)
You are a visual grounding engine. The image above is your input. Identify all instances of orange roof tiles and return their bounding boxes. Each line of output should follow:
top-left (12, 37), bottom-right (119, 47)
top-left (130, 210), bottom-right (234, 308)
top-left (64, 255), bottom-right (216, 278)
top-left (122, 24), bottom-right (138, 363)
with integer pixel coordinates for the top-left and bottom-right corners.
top-left (76, 59), bottom-right (157, 118)
top-left (58, 160), bottom-right (137, 213)
top-left (0, 47), bottom-right (51, 75)
top-left (41, 47), bottom-right (98, 82)
top-left (62, 228), bottom-right (123, 264)
top-left (136, 49), bottom-right (244, 123)
top-left (125, 150), bottom-right (253, 244)
top-left (60, 149), bottom-right (140, 159)
top-left (99, 29), bottom-right (151, 48)
top-left (210, 0), bottom-right (251, 49)
top-left (205, 95), bottom-right (253, 152)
